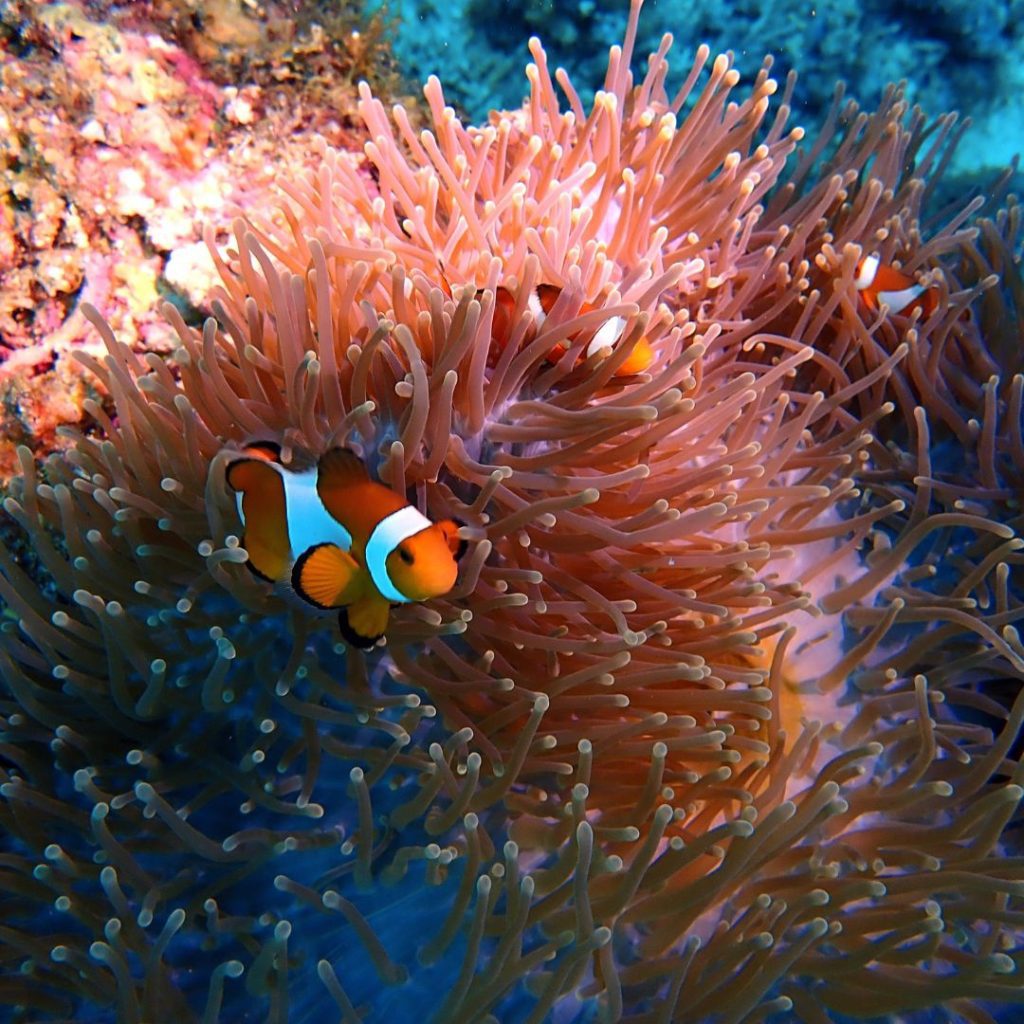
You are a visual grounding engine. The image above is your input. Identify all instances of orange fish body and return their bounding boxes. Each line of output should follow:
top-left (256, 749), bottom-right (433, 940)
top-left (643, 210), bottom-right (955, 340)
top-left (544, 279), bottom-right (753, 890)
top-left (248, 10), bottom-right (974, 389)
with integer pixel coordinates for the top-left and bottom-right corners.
top-left (530, 284), bottom-right (654, 375)
top-left (227, 444), bottom-right (464, 648)
top-left (855, 254), bottom-right (939, 318)
top-left (490, 284), bottom-right (518, 353)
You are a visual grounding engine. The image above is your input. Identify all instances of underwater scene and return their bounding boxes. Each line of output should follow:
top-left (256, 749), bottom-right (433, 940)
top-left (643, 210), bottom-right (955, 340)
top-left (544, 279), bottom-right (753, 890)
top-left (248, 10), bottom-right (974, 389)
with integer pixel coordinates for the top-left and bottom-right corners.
top-left (0, 0), bottom-right (1022, 1021)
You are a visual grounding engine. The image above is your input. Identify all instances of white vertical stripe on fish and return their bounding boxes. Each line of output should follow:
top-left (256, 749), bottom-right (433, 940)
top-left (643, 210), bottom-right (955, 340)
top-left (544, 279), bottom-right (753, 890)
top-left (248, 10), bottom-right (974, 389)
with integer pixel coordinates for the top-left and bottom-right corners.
top-left (364, 505), bottom-right (433, 603)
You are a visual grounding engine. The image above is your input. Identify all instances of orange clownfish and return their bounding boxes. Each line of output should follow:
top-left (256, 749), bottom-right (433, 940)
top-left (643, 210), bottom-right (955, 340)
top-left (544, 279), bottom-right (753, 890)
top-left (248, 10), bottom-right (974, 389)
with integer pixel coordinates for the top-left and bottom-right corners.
top-left (527, 283), bottom-right (654, 375)
top-left (227, 443), bottom-right (465, 648)
top-left (854, 254), bottom-right (940, 319)
top-left (445, 278), bottom-right (653, 375)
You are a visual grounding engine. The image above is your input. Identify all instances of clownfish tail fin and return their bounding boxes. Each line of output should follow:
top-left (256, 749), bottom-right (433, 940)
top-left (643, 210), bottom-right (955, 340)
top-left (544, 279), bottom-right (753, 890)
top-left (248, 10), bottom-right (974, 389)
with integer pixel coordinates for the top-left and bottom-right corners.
top-left (225, 455), bottom-right (282, 498)
top-left (225, 456), bottom-right (290, 583)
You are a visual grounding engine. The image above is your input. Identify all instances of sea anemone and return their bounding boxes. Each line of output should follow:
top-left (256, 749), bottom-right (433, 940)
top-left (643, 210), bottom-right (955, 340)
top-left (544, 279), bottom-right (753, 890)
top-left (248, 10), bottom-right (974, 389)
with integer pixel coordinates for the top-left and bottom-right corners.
top-left (0, 0), bottom-right (1021, 1021)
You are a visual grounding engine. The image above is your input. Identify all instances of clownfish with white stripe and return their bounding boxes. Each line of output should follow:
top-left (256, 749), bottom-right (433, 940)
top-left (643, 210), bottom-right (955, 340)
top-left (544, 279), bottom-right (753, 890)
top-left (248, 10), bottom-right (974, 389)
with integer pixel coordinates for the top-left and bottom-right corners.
top-left (226, 443), bottom-right (465, 648)
top-left (443, 279), bottom-right (653, 376)
top-left (854, 254), bottom-right (940, 319)
top-left (526, 283), bottom-right (654, 375)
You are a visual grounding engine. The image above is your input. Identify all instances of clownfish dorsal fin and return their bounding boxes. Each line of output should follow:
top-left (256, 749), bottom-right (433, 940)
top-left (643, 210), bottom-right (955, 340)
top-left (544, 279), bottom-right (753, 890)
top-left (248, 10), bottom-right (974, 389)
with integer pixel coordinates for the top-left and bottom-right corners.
top-left (317, 447), bottom-right (370, 488)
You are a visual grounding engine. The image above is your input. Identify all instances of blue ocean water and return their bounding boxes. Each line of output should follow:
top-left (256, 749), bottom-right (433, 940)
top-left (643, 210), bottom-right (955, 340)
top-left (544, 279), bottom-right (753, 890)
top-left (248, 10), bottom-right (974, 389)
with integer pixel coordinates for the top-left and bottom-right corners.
top-left (377, 0), bottom-right (1024, 191)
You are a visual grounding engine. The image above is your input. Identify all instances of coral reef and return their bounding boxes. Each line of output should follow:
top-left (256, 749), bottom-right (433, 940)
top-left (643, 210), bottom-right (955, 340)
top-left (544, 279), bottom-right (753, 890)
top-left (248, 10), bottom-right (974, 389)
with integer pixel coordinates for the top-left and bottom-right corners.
top-left (0, 0), bottom-right (408, 482)
top-left (0, 0), bottom-right (1022, 1022)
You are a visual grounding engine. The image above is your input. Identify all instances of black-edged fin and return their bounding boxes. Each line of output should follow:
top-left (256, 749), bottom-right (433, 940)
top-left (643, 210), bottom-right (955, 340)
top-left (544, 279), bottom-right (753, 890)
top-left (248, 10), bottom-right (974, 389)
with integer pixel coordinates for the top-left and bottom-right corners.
top-left (292, 543), bottom-right (360, 609)
top-left (244, 558), bottom-right (277, 585)
top-left (225, 457), bottom-right (291, 582)
top-left (337, 608), bottom-right (382, 650)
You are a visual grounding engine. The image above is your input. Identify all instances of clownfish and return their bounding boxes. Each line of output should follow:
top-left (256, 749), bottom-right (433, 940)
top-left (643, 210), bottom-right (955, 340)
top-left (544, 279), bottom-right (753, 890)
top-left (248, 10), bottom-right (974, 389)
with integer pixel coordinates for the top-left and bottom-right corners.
top-left (854, 254), bottom-right (940, 319)
top-left (226, 443), bottom-right (465, 648)
top-left (444, 278), bottom-right (653, 375)
top-left (527, 283), bottom-right (654, 375)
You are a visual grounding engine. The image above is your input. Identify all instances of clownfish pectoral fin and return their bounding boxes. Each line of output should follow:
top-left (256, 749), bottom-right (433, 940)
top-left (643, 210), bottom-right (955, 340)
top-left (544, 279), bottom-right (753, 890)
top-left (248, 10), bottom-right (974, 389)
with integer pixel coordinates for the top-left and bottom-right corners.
top-left (339, 593), bottom-right (391, 649)
top-left (437, 518), bottom-right (467, 561)
top-left (292, 543), bottom-right (361, 609)
top-left (225, 457), bottom-right (290, 582)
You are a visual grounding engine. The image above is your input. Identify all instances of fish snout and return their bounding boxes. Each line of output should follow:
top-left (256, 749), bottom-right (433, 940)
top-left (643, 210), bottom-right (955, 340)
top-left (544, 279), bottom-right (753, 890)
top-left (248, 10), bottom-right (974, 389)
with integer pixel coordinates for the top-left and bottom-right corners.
top-left (417, 553), bottom-right (458, 599)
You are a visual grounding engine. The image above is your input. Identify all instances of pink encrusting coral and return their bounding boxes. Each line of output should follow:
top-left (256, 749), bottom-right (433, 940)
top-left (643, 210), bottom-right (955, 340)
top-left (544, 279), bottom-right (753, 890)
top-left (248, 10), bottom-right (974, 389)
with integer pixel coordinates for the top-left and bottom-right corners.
top-left (0, 0), bottom-right (395, 483)
top-left (0, 0), bottom-right (1022, 1021)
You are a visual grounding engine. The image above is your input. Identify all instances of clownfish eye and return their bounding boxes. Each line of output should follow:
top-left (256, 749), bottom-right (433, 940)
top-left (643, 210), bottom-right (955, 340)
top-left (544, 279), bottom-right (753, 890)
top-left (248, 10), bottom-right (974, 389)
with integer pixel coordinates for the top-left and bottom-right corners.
top-left (398, 547), bottom-right (414, 566)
